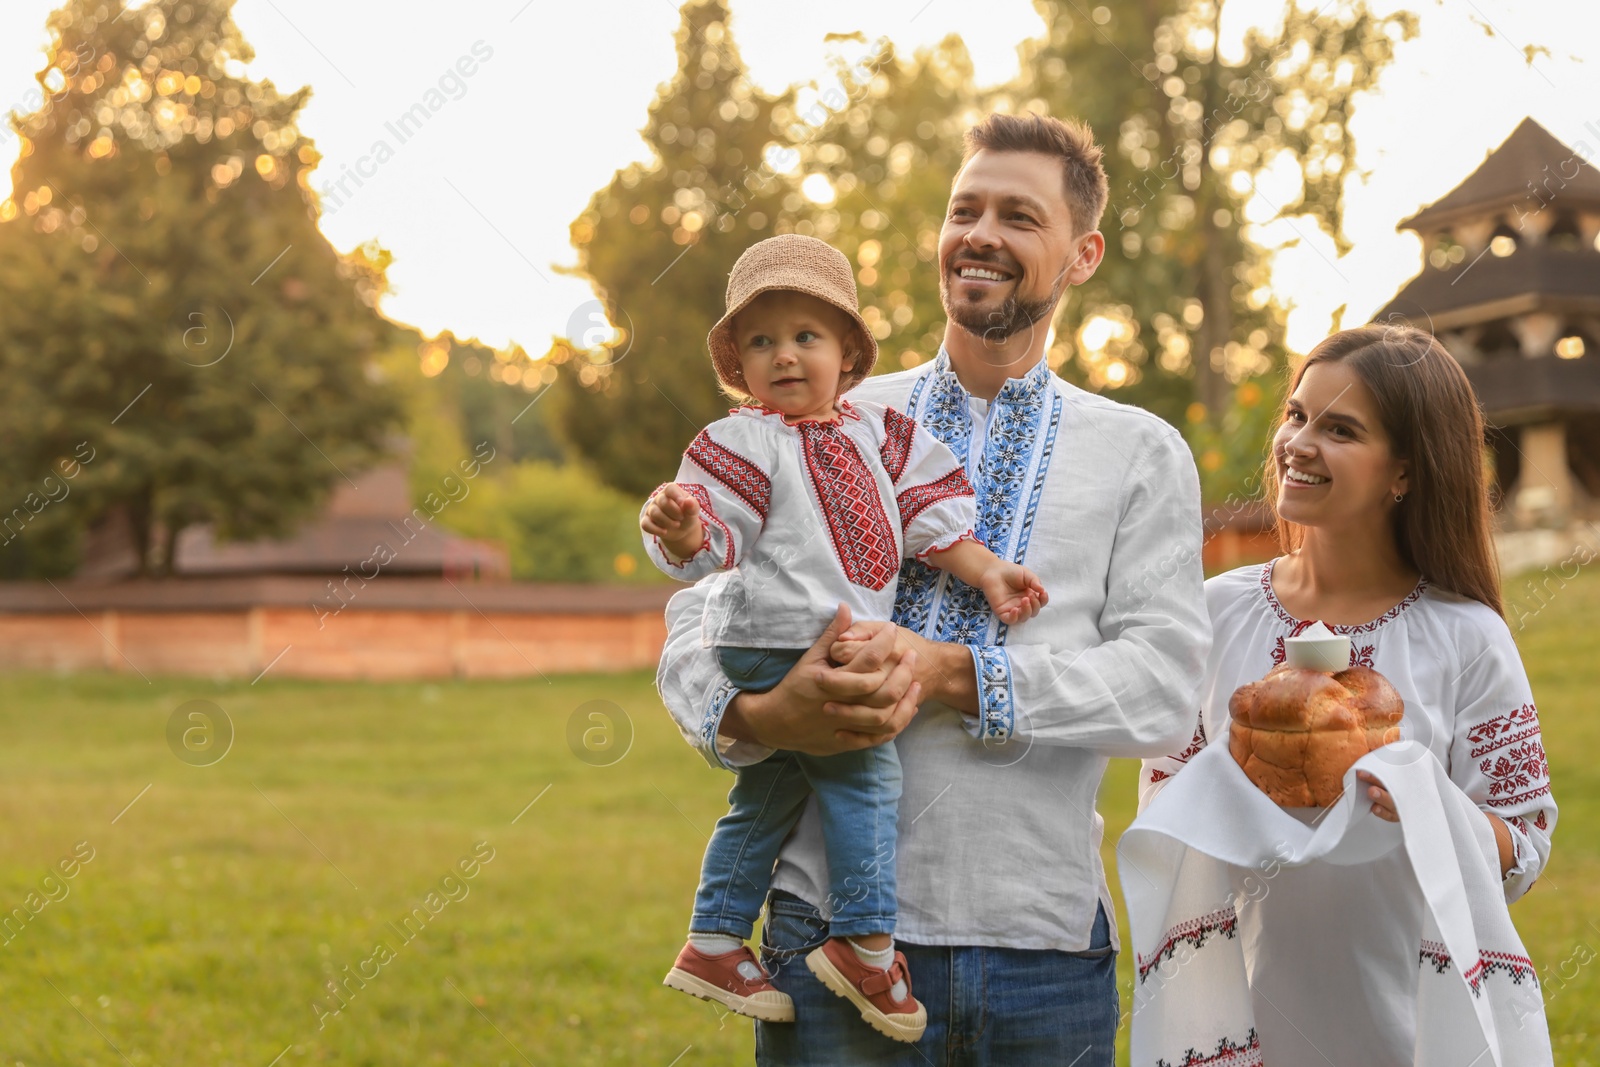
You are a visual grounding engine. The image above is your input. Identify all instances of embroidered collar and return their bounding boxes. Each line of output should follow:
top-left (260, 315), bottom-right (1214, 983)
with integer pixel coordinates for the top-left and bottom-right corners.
top-left (1259, 557), bottom-right (1428, 636)
top-left (929, 346), bottom-right (1054, 406)
top-left (731, 398), bottom-right (862, 426)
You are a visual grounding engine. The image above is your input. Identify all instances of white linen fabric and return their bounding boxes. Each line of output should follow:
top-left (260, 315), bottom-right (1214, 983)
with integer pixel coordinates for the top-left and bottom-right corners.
top-left (642, 397), bottom-right (978, 649)
top-left (1125, 560), bottom-right (1557, 1065)
top-left (654, 350), bottom-right (1210, 952)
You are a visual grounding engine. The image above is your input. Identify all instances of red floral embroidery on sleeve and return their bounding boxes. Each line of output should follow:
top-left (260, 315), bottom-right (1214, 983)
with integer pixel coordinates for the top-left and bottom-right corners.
top-left (1480, 740), bottom-right (1550, 808)
top-left (1467, 703), bottom-right (1540, 759)
top-left (1468, 703), bottom-right (1551, 809)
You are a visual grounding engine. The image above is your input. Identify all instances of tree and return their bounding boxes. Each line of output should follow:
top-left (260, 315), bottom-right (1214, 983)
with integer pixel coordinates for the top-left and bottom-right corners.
top-left (789, 36), bottom-right (981, 377)
top-left (556, 0), bottom-right (1413, 503)
top-left (1011, 0), bottom-right (1413, 450)
top-left (0, 0), bottom-right (403, 576)
top-left (549, 0), bottom-right (797, 498)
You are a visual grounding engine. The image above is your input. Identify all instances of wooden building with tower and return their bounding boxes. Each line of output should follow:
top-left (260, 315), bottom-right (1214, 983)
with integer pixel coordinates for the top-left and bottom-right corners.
top-left (1377, 118), bottom-right (1600, 546)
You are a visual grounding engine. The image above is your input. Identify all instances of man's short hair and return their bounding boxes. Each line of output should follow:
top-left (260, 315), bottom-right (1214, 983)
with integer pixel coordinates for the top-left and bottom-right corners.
top-left (962, 112), bottom-right (1109, 235)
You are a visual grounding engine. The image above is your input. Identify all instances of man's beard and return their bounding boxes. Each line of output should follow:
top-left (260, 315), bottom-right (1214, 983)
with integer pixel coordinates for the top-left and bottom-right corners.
top-left (941, 271), bottom-right (1059, 343)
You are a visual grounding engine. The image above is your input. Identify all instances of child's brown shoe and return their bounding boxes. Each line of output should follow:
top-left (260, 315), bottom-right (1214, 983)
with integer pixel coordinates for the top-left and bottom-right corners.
top-left (805, 937), bottom-right (927, 1043)
top-left (663, 941), bottom-right (795, 1022)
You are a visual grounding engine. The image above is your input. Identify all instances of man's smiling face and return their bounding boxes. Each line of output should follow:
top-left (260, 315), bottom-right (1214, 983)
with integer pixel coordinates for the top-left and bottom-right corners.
top-left (938, 148), bottom-right (1083, 344)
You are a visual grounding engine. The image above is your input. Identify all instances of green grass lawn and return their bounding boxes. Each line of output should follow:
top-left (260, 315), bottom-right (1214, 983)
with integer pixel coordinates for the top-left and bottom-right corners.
top-left (1, 566), bottom-right (1595, 1065)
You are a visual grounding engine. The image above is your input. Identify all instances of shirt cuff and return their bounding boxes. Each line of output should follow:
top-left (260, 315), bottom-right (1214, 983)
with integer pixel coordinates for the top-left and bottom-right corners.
top-left (699, 677), bottom-right (776, 770)
top-left (914, 528), bottom-right (979, 562)
top-left (1502, 817), bottom-right (1534, 882)
top-left (964, 645), bottom-right (1016, 743)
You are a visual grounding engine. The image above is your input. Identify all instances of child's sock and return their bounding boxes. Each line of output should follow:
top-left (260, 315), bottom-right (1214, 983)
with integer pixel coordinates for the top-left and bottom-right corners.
top-left (689, 932), bottom-right (744, 956)
top-left (848, 938), bottom-right (907, 1001)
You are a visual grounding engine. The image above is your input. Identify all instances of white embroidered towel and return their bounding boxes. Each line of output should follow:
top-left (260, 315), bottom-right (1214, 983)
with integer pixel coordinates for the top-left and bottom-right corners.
top-left (1120, 740), bottom-right (1552, 1067)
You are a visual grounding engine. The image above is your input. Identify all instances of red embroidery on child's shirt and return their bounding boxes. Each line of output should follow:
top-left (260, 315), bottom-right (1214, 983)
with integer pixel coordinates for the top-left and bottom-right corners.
top-left (687, 431), bottom-right (772, 518)
top-left (879, 406), bottom-right (918, 483)
top-left (896, 466), bottom-right (975, 529)
top-left (795, 420), bottom-right (900, 591)
top-left (676, 483), bottom-right (735, 570)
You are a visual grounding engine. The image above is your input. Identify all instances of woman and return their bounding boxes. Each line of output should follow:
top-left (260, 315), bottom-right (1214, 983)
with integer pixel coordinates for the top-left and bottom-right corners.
top-left (1125, 326), bottom-right (1556, 1064)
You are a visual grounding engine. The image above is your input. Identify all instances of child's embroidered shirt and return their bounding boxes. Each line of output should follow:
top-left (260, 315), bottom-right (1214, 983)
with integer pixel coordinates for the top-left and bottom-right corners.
top-left (643, 398), bottom-right (977, 648)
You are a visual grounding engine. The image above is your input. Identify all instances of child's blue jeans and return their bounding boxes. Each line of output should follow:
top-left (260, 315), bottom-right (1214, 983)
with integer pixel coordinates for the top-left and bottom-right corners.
top-left (690, 646), bottom-right (901, 940)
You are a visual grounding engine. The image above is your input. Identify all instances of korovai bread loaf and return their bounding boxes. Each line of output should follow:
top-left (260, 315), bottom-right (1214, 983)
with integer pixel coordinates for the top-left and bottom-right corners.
top-left (1227, 664), bottom-right (1404, 807)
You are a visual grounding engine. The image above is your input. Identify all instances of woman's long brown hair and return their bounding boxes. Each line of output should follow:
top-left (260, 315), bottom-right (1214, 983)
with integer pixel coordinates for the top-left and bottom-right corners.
top-left (1264, 325), bottom-right (1504, 617)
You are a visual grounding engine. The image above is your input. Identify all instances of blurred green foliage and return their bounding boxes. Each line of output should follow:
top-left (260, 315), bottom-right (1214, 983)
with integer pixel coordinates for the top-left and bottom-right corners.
top-left (377, 338), bottom-right (659, 585)
top-left (0, 0), bottom-right (1433, 586)
top-left (558, 0), bottom-right (1413, 504)
top-left (0, 0), bottom-right (403, 576)
top-left (441, 461), bottom-right (662, 584)
top-left (1185, 377), bottom-right (1281, 503)
top-left (547, 0), bottom-right (799, 498)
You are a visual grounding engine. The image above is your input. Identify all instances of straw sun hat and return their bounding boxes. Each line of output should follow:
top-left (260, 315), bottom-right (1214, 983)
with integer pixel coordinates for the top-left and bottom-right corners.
top-left (706, 234), bottom-right (879, 395)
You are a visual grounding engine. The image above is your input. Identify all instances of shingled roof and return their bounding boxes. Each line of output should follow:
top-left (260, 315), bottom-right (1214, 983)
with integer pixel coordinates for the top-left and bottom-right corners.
top-left (1399, 118), bottom-right (1600, 233)
top-left (1376, 242), bottom-right (1600, 329)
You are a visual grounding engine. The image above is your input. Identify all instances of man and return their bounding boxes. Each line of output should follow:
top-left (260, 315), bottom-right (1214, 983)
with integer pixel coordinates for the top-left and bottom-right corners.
top-left (656, 112), bottom-right (1210, 1065)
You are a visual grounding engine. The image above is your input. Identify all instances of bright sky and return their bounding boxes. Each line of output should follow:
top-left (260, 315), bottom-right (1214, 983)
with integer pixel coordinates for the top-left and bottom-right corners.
top-left (1, 0), bottom-right (1597, 359)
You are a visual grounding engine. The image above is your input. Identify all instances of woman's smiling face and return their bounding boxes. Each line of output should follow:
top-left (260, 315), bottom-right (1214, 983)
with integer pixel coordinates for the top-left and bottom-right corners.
top-left (1272, 359), bottom-right (1409, 530)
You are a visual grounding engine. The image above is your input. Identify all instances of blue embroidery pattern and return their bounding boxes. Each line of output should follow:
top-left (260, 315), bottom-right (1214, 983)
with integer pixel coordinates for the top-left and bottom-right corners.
top-left (891, 556), bottom-right (942, 637)
top-left (916, 359), bottom-right (976, 470)
top-left (702, 678), bottom-right (740, 768)
top-left (892, 350), bottom-right (1060, 743)
top-left (972, 645), bottom-right (1014, 739)
top-left (892, 358), bottom-right (970, 634)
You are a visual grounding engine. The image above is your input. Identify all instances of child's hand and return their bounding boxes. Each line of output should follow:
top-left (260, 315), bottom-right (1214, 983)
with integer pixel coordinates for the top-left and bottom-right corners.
top-left (641, 484), bottom-right (706, 560)
top-left (828, 629), bottom-right (872, 667)
top-left (979, 563), bottom-right (1047, 625)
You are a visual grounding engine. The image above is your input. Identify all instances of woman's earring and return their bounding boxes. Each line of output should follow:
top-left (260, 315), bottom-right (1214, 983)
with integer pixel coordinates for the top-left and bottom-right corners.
top-left (1394, 493), bottom-right (1405, 503)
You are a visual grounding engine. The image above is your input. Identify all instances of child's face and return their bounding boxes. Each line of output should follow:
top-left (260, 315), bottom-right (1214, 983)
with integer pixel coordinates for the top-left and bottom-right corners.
top-left (733, 290), bottom-right (857, 419)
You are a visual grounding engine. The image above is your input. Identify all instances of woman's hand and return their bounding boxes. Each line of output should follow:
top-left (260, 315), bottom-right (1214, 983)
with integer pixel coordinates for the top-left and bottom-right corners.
top-left (1356, 771), bottom-right (1522, 877)
top-left (1355, 769), bottom-right (1398, 822)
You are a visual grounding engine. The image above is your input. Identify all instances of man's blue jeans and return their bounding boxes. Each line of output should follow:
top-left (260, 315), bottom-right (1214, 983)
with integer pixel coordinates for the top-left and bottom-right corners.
top-left (691, 647), bottom-right (901, 940)
top-left (756, 890), bottom-right (1119, 1066)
